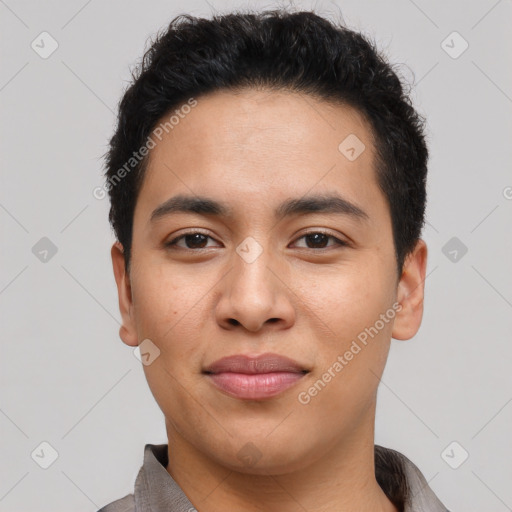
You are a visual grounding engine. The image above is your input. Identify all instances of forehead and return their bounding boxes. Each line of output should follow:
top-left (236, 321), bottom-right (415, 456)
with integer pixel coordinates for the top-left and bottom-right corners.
top-left (149, 88), bottom-right (375, 167)
top-left (135, 88), bottom-right (387, 226)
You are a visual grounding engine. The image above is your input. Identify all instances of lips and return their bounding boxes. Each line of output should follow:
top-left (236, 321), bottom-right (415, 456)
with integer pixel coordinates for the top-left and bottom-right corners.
top-left (203, 353), bottom-right (309, 400)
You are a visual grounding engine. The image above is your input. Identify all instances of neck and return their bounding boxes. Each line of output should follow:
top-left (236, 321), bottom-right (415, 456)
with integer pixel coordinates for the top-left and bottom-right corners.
top-left (165, 413), bottom-right (398, 512)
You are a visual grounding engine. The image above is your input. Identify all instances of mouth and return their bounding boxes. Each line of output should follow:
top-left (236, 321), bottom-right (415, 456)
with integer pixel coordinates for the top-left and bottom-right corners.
top-left (203, 353), bottom-right (310, 400)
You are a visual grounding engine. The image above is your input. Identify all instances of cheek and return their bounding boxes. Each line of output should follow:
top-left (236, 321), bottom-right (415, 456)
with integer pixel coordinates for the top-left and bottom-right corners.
top-left (132, 268), bottom-right (207, 425)
top-left (293, 263), bottom-right (394, 344)
top-left (294, 263), bottom-right (395, 399)
top-left (131, 261), bottom-right (194, 335)
top-left (130, 264), bottom-right (210, 382)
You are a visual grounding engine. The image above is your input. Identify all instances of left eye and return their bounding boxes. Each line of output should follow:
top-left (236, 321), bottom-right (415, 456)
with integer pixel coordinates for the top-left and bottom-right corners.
top-left (165, 231), bottom-right (348, 250)
top-left (293, 232), bottom-right (348, 249)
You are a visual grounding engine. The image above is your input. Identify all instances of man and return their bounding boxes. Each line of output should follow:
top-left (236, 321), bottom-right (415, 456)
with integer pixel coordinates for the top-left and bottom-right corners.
top-left (99, 8), bottom-right (449, 512)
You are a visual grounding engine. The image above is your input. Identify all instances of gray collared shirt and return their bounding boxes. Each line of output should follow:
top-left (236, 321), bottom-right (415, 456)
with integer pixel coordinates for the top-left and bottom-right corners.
top-left (97, 444), bottom-right (449, 512)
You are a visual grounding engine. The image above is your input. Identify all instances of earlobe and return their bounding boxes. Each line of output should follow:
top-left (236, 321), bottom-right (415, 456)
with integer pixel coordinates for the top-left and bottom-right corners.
top-left (391, 239), bottom-right (428, 341)
top-left (111, 241), bottom-right (139, 347)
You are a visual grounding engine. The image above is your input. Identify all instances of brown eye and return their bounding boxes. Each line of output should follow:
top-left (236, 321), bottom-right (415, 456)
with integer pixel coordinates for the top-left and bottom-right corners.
top-left (165, 231), bottom-right (218, 250)
top-left (304, 232), bottom-right (329, 248)
top-left (293, 231), bottom-right (348, 250)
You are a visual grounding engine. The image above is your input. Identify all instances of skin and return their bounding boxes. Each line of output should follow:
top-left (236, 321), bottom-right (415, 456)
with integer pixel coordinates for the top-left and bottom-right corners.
top-left (111, 88), bottom-right (427, 512)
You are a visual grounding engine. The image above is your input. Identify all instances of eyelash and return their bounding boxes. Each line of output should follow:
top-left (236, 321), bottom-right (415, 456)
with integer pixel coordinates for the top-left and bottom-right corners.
top-left (164, 230), bottom-right (349, 251)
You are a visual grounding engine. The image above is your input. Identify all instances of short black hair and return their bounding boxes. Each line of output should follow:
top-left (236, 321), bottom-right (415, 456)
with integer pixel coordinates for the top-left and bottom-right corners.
top-left (104, 8), bottom-right (428, 276)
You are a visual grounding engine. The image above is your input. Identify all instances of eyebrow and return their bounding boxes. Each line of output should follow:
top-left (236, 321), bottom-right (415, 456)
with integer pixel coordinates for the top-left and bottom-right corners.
top-left (149, 193), bottom-right (369, 224)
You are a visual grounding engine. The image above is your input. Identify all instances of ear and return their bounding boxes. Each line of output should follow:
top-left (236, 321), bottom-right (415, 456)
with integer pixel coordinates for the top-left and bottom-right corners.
top-left (392, 239), bottom-right (428, 341)
top-left (111, 241), bottom-right (139, 347)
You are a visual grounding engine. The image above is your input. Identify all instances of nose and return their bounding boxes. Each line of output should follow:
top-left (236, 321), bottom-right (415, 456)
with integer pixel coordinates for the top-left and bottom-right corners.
top-left (215, 246), bottom-right (296, 333)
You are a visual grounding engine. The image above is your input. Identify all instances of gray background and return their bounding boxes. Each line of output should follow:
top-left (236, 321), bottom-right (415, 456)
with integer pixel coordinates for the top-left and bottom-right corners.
top-left (1, 0), bottom-right (511, 510)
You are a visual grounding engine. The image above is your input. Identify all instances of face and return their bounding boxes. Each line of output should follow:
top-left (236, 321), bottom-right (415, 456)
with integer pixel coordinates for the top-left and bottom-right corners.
top-left (112, 88), bottom-right (427, 475)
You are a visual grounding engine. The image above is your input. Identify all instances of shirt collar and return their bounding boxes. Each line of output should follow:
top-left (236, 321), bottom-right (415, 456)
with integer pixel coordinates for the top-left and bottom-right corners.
top-left (134, 443), bottom-right (449, 512)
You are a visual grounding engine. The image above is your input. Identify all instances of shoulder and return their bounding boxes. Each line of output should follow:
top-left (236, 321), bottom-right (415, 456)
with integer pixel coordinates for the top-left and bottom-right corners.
top-left (96, 493), bottom-right (134, 512)
top-left (375, 445), bottom-right (450, 512)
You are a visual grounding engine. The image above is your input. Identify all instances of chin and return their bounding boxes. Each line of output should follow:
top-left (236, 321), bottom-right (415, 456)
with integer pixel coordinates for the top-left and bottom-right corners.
top-left (210, 434), bottom-right (317, 476)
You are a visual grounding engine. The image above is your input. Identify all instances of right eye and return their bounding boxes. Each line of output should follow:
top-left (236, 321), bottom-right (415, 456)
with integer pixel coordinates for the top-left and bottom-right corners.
top-left (164, 231), bottom-right (222, 250)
